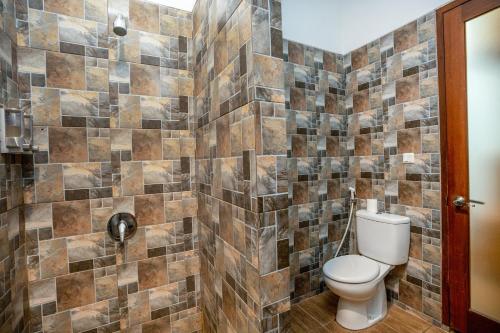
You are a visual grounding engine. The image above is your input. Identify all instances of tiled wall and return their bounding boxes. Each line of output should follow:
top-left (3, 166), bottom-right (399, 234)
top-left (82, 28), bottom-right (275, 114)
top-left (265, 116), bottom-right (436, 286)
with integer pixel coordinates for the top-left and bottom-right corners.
top-left (193, 0), bottom-right (290, 332)
top-left (0, 1), bottom-right (30, 332)
top-left (283, 40), bottom-right (350, 302)
top-left (14, 0), bottom-right (201, 332)
top-left (344, 12), bottom-right (442, 324)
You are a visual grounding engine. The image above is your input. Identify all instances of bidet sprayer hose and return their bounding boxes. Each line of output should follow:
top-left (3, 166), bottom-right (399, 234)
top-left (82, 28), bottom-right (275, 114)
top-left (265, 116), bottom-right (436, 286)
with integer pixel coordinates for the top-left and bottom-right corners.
top-left (334, 189), bottom-right (356, 258)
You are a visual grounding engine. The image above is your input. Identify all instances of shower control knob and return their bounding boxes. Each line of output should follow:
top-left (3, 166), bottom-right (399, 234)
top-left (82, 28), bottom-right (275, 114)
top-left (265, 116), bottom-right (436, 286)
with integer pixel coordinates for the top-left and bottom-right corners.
top-left (107, 213), bottom-right (137, 244)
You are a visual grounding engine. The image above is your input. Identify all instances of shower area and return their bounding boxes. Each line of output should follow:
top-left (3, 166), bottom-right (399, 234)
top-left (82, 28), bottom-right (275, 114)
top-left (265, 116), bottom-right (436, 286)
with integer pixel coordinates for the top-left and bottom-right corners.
top-left (0, 0), bottom-right (442, 332)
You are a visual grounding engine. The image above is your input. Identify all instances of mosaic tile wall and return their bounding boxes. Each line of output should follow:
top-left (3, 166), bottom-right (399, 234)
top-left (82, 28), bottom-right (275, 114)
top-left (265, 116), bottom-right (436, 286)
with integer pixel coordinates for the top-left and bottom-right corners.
top-left (193, 0), bottom-right (290, 332)
top-left (344, 12), bottom-right (442, 324)
top-left (0, 0), bottom-right (30, 332)
top-left (283, 40), bottom-right (351, 303)
top-left (13, 0), bottom-right (201, 332)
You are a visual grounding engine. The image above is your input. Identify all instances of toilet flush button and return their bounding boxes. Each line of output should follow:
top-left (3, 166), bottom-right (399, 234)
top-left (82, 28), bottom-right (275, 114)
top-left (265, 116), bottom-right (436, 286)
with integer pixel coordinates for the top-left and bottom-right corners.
top-left (403, 153), bottom-right (415, 164)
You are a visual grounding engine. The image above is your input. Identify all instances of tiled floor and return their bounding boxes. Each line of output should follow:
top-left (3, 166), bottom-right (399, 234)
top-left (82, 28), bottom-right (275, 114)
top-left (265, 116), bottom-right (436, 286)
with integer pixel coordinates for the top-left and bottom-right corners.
top-left (291, 291), bottom-right (446, 333)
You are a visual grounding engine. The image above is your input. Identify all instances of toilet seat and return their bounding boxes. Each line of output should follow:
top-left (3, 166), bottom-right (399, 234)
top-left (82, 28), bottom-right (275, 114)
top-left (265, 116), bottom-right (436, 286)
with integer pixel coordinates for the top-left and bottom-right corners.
top-left (323, 255), bottom-right (380, 284)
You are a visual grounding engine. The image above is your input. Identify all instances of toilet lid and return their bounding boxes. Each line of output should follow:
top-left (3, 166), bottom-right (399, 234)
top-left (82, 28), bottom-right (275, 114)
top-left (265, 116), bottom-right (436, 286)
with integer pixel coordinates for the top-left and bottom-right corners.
top-left (323, 255), bottom-right (380, 284)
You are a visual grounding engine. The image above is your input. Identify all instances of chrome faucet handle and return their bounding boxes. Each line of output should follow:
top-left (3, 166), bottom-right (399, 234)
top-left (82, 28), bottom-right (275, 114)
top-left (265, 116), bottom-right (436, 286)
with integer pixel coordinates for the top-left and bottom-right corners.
top-left (118, 220), bottom-right (127, 244)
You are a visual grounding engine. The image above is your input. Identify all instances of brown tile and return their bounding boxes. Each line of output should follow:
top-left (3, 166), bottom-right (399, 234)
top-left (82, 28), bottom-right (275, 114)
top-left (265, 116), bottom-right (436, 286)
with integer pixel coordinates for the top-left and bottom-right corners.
top-left (260, 268), bottom-right (289, 306)
top-left (292, 182), bottom-right (308, 205)
top-left (119, 95), bottom-right (141, 128)
top-left (291, 135), bottom-right (307, 157)
top-left (129, 0), bottom-right (159, 33)
top-left (134, 194), bottom-right (165, 226)
top-left (409, 232), bottom-right (423, 260)
top-left (46, 52), bottom-right (85, 90)
top-left (355, 134), bottom-right (372, 156)
top-left (290, 305), bottom-right (328, 333)
top-left (253, 54), bottom-right (284, 89)
top-left (85, 0), bottom-right (107, 23)
top-left (28, 9), bottom-right (59, 51)
top-left (399, 181), bottom-right (422, 207)
top-left (63, 163), bottom-right (101, 190)
top-left (351, 46), bottom-right (368, 70)
top-left (35, 164), bottom-right (64, 203)
top-left (398, 128), bottom-right (421, 154)
top-left (396, 74), bottom-right (419, 104)
top-left (294, 228), bottom-right (309, 252)
top-left (298, 291), bottom-right (337, 326)
top-left (39, 238), bottom-right (69, 278)
top-left (67, 233), bottom-right (105, 262)
top-left (43, 311), bottom-right (72, 333)
top-left (69, 300), bottom-right (108, 332)
top-left (31, 87), bottom-right (60, 126)
top-left (356, 178), bottom-right (373, 199)
top-left (394, 21), bottom-right (418, 53)
top-left (60, 90), bottom-right (99, 117)
top-left (56, 270), bottom-right (95, 311)
top-left (288, 41), bottom-right (304, 65)
top-left (53, 200), bottom-right (91, 238)
top-left (86, 66), bottom-right (108, 92)
top-left (45, 0), bottom-right (84, 17)
top-left (128, 291), bottom-right (150, 326)
top-left (142, 317), bottom-right (170, 333)
top-left (290, 87), bottom-right (305, 111)
top-left (88, 137), bottom-right (111, 162)
top-left (384, 304), bottom-right (429, 332)
top-left (49, 127), bottom-right (88, 163)
top-left (121, 162), bottom-right (144, 196)
top-left (353, 89), bottom-right (370, 113)
top-left (171, 313), bottom-right (201, 332)
top-left (132, 129), bottom-right (162, 161)
top-left (130, 64), bottom-right (160, 96)
top-left (138, 256), bottom-right (168, 290)
top-left (222, 280), bottom-right (237, 326)
top-left (262, 118), bottom-right (286, 155)
top-left (29, 278), bottom-right (56, 306)
top-left (95, 275), bottom-right (117, 301)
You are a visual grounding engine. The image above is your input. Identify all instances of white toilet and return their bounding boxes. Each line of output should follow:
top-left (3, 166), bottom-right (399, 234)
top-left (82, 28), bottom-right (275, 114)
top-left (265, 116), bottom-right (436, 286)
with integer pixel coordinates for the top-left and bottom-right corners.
top-left (323, 210), bottom-right (410, 330)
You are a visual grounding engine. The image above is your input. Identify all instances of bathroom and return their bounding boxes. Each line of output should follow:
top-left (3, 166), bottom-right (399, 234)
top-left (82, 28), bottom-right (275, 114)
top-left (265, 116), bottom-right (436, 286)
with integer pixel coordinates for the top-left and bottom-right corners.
top-left (0, 0), bottom-right (499, 332)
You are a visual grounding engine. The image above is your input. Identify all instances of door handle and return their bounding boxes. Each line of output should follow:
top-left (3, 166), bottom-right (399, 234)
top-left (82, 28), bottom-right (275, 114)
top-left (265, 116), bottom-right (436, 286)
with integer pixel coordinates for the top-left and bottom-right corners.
top-left (452, 196), bottom-right (485, 208)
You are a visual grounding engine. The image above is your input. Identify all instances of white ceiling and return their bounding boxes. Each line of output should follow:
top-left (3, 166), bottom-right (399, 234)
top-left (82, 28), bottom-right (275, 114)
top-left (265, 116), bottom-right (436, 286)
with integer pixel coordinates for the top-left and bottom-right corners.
top-left (145, 0), bottom-right (197, 11)
top-left (282, 0), bottom-right (451, 54)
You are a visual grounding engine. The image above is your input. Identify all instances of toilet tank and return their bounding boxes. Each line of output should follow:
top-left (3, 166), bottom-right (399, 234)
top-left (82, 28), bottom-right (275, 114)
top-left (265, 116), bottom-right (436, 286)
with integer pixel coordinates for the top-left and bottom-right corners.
top-left (356, 210), bottom-right (410, 265)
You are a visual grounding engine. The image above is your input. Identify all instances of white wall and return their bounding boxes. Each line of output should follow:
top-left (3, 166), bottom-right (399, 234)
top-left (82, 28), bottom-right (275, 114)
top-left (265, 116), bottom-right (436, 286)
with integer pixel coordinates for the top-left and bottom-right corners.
top-left (282, 0), bottom-right (451, 55)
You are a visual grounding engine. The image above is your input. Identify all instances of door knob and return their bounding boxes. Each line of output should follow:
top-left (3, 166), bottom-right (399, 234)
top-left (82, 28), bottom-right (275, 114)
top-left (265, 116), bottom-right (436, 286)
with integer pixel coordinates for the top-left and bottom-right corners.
top-left (452, 196), bottom-right (485, 208)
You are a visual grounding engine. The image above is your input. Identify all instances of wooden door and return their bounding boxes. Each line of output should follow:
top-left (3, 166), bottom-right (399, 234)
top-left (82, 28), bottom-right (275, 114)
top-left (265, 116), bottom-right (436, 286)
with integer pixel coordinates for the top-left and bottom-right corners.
top-left (438, 0), bottom-right (500, 332)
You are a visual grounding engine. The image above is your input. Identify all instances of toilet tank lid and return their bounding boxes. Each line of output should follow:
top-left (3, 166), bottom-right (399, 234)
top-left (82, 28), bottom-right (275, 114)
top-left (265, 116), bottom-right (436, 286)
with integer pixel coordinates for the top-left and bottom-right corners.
top-left (356, 210), bottom-right (410, 225)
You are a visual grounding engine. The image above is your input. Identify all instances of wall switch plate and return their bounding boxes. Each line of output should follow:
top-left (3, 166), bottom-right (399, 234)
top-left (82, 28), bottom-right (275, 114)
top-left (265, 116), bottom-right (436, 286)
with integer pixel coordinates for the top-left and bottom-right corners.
top-left (403, 153), bottom-right (415, 164)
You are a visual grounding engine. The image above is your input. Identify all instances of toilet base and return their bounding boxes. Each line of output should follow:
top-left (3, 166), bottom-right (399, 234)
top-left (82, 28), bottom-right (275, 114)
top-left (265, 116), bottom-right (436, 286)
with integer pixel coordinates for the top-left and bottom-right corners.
top-left (335, 280), bottom-right (388, 330)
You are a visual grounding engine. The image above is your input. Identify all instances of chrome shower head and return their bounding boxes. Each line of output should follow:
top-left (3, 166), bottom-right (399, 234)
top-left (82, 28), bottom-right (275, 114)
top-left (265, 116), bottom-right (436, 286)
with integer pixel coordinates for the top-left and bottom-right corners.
top-left (113, 14), bottom-right (127, 36)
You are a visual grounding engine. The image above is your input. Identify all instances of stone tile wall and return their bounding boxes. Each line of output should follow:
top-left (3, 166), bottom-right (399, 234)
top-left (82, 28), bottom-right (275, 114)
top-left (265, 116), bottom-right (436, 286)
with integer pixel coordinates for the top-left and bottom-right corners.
top-left (282, 11), bottom-right (441, 327)
top-left (283, 40), bottom-right (350, 303)
top-left (193, 0), bottom-right (289, 332)
top-left (0, 0), bottom-right (30, 332)
top-left (344, 12), bottom-right (442, 324)
top-left (13, 0), bottom-right (201, 332)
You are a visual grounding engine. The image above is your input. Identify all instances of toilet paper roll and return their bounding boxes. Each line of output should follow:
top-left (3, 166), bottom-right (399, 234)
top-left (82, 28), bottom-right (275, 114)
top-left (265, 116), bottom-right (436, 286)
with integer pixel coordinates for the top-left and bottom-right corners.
top-left (367, 199), bottom-right (378, 213)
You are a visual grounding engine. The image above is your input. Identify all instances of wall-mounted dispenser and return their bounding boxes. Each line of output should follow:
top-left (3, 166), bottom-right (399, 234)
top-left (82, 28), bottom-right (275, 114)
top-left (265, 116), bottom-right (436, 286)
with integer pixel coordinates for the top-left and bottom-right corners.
top-left (0, 105), bottom-right (37, 154)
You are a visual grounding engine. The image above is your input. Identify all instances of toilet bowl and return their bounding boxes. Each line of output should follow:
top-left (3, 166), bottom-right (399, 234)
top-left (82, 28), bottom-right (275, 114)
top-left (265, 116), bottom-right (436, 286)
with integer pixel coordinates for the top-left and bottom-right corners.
top-left (323, 255), bottom-right (392, 330)
top-left (323, 210), bottom-right (410, 330)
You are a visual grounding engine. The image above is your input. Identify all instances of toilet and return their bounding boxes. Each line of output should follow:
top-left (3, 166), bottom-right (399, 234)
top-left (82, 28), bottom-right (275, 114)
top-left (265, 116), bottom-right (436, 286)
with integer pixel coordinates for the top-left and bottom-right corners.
top-left (323, 210), bottom-right (410, 330)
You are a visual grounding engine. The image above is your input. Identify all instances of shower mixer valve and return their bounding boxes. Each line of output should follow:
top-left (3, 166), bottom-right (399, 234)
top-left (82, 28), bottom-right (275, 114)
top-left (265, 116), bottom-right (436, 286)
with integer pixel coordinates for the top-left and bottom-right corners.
top-left (107, 213), bottom-right (137, 244)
